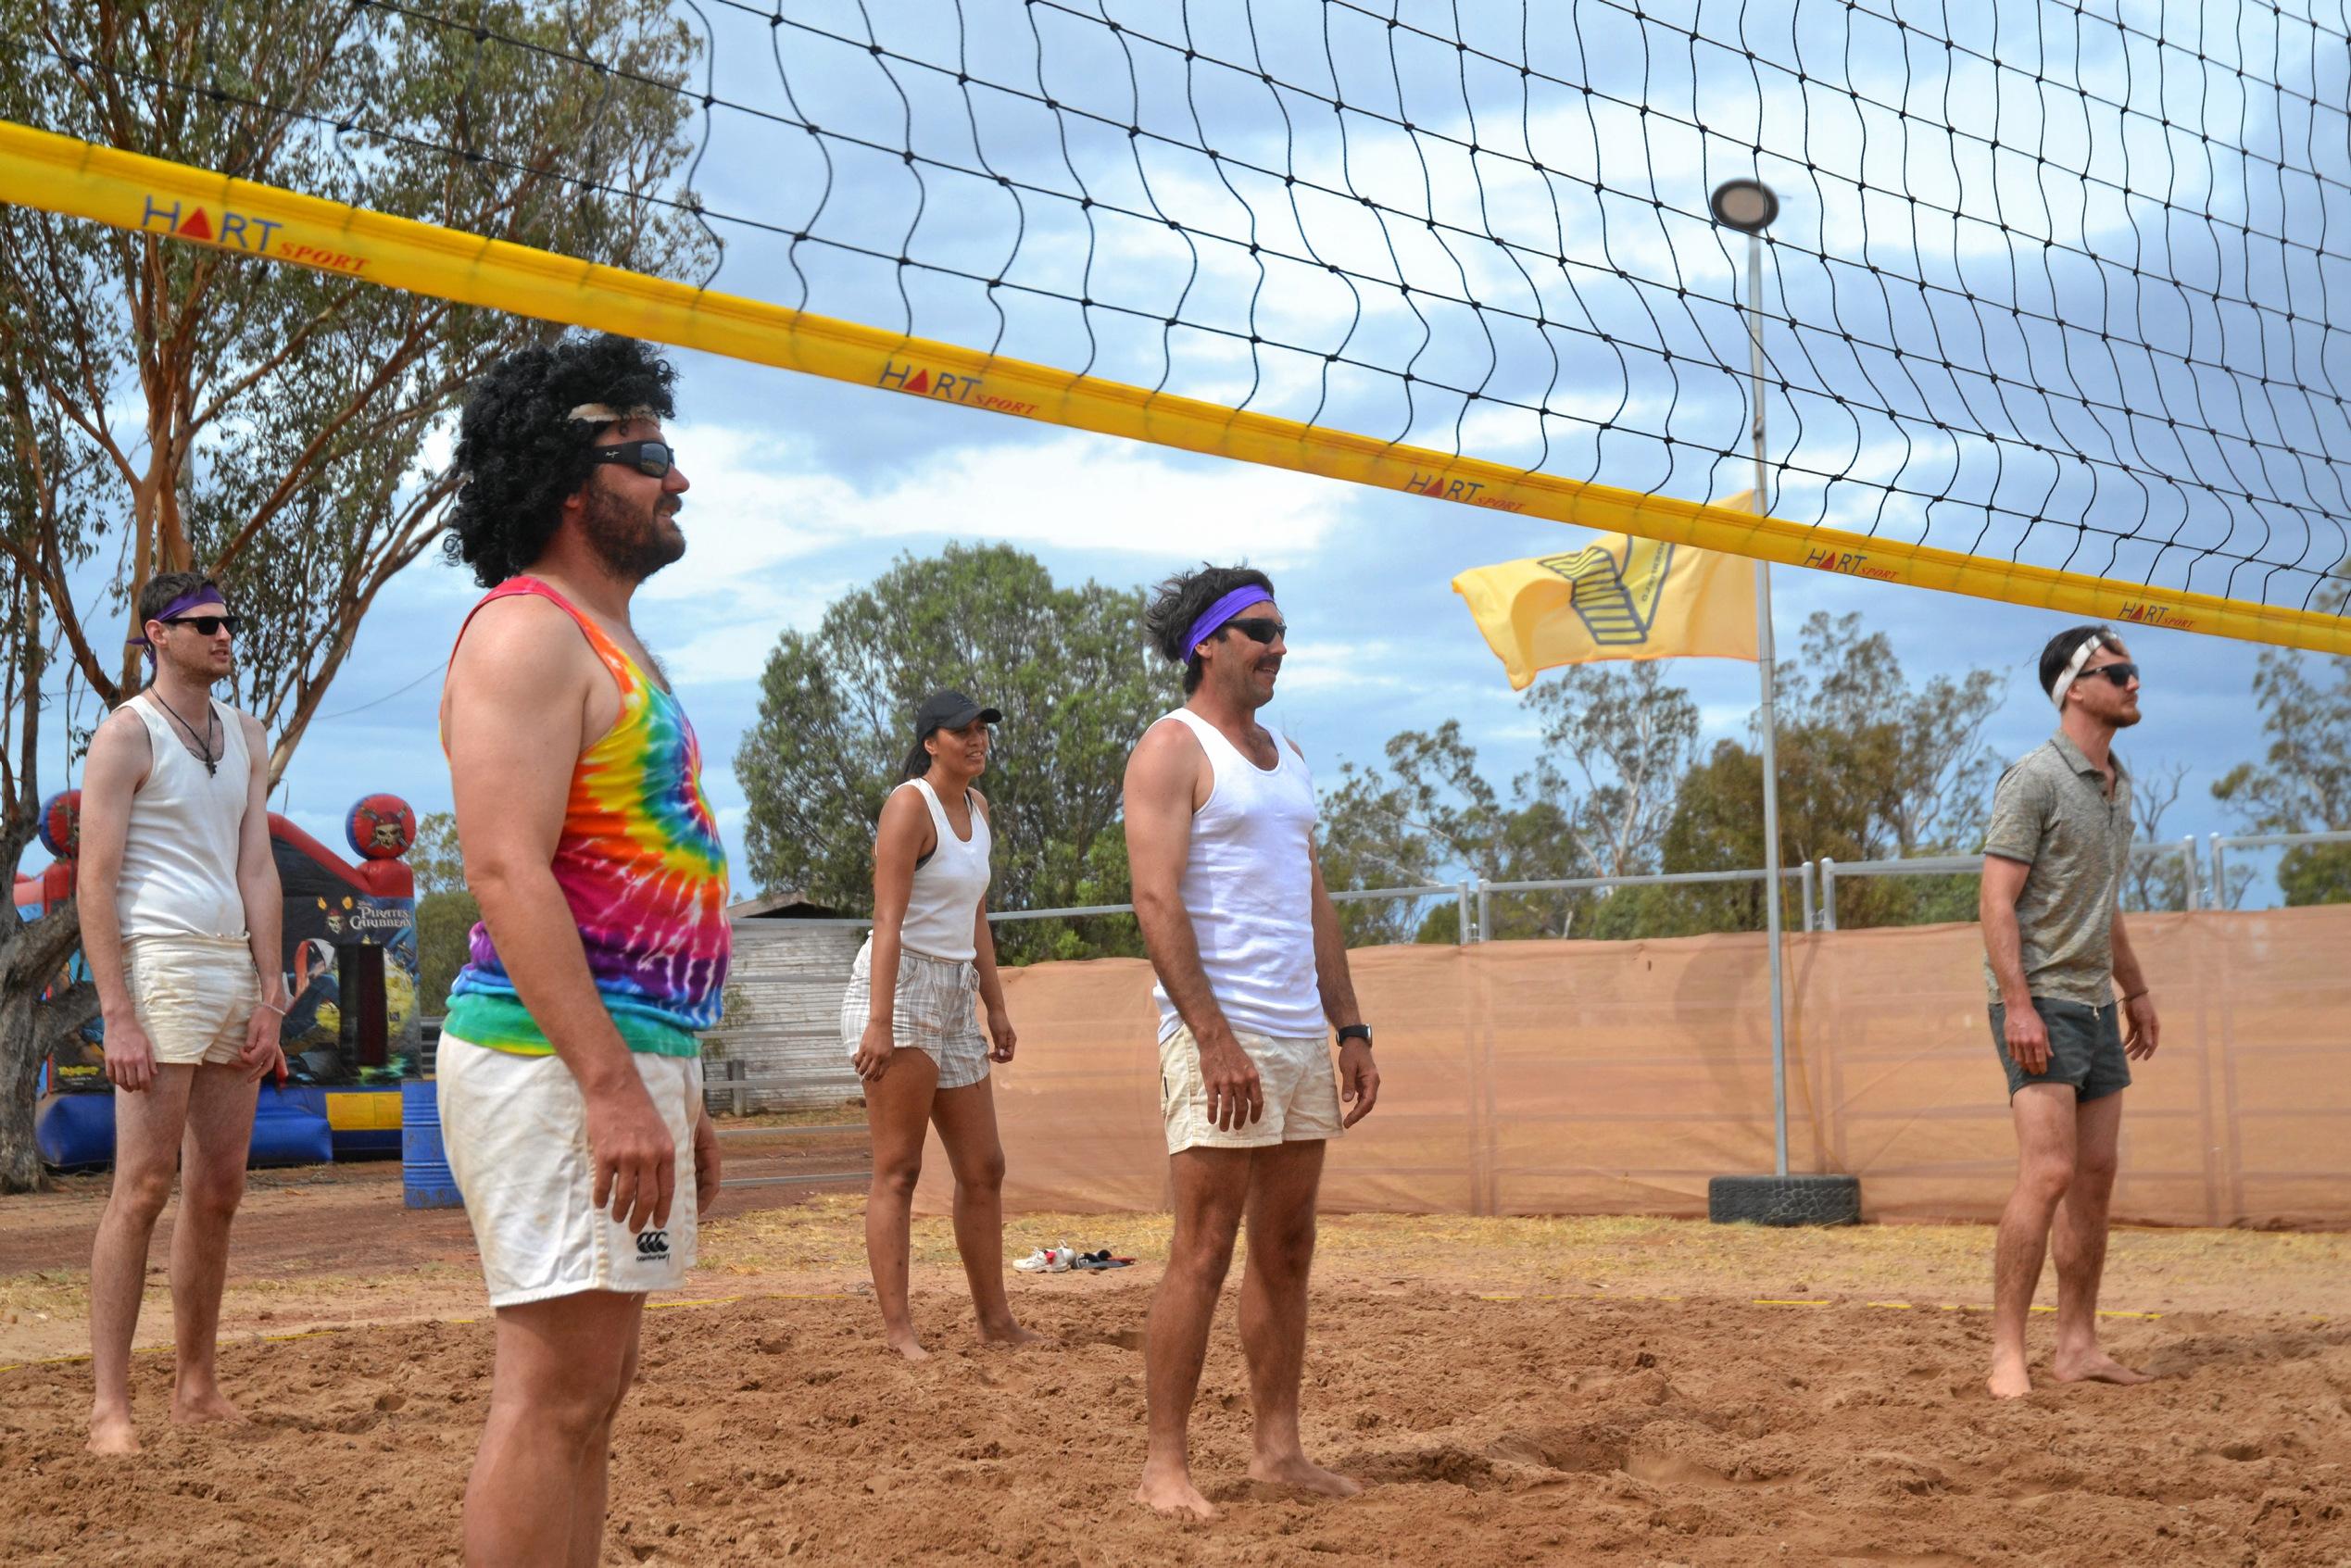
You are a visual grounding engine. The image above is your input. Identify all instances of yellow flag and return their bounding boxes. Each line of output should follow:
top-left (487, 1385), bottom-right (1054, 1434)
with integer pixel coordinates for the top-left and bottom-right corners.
top-left (1451, 514), bottom-right (1759, 690)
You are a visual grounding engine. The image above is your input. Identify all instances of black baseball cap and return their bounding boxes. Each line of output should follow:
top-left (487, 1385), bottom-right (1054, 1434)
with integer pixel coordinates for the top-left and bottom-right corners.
top-left (914, 690), bottom-right (1002, 741)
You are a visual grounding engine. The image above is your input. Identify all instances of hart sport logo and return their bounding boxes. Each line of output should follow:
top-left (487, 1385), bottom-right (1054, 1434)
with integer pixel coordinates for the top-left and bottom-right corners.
top-left (635, 1229), bottom-right (671, 1260)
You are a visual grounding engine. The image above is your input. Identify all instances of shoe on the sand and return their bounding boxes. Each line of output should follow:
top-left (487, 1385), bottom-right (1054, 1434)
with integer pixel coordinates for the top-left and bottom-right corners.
top-left (1013, 1248), bottom-right (1052, 1273)
top-left (1044, 1245), bottom-right (1077, 1273)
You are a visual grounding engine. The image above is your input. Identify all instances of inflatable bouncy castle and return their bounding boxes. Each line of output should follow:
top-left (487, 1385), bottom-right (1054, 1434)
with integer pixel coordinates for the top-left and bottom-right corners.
top-left (23, 792), bottom-right (424, 1169)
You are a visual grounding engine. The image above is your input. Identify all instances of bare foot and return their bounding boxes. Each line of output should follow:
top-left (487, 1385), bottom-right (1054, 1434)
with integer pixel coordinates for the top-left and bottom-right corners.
top-left (170, 1386), bottom-right (246, 1426)
top-left (977, 1318), bottom-right (1045, 1348)
top-left (883, 1329), bottom-right (933, 1362)
top-left (1248, 1453), bottom-right (1363, 1499)
top-left (1134, 1462), bottom-right (1217, 1520)
top-left (1987, 1356), bottom-right (2033, 1399)
top-left (2053, 1349), bottom-right (2153, 1386)
top-left (87, 1408), bottom-right (141, 1456)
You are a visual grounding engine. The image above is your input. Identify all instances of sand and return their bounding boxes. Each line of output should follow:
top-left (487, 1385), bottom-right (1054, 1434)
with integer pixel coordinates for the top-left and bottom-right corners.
top-left (5, 1264), bottom-right (2347, 1563)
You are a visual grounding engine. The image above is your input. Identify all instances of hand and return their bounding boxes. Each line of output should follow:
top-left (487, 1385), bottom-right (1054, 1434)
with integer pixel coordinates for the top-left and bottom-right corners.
top-left (691, 1110), bottom-right (722, 1217)
top-left (584, 1077), bottom-right (676, 1236)
top-left (1197, 1034), bottom-right (1264, 1131)
top-left (852, 1018), bottom-right (895, 1083)
top-left (2122, 992), bottom-right (2159, 1060)
top-left (240, 999), bottom-right (285, 1084)
top-left (1339, 1038), bottom-right (1380, 1128)
top-left (2003, 999), bottom-right (2051, 1075)
top-left (986, 1006), bottom-right (1017, 1064)
top-left (104, 1016), bottom-right (157, 1093)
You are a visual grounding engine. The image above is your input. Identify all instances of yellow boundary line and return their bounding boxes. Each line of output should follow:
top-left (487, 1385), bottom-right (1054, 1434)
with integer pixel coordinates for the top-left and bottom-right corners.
top-left (0, 119), bottom-right (2344, 656)
top-left (3, 1287), bottom-right (2266, 1376)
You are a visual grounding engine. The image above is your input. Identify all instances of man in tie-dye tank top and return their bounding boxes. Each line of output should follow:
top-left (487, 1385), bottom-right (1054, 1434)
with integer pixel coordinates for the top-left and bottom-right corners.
top-left (435, 333), bottom-right (730, 1568)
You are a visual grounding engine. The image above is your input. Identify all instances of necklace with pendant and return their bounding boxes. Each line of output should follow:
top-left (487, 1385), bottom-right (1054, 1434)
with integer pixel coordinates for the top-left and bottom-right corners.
top-left (154, 691), bottom-right (220, 777)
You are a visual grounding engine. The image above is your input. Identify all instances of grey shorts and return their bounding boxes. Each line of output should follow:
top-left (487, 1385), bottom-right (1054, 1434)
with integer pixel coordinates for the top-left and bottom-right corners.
top-left (840, 940), bottom-right (990, 1090)
top-left (1989, 997), bottom-right (2131, 1102)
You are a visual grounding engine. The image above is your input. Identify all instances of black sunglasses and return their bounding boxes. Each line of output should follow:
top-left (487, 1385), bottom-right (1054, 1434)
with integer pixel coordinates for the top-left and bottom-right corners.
top-left (163, 614), bottom-right (241, 636)
top-left (588, 439), bottom-right (676, 478)
top-left (1225, 616), bottom-right (1288, 646)
top-left (2082, 661), bottom-right (2140, 687)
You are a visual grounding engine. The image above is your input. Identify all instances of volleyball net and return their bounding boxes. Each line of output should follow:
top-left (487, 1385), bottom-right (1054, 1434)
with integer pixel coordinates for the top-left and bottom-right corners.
top-left (4, 0), bottom-right (2347, 653)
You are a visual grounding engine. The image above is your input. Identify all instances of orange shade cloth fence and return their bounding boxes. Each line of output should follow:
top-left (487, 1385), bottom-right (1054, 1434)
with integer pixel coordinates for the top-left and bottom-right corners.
top-left (911, 908), bottom-right (2351, 1227)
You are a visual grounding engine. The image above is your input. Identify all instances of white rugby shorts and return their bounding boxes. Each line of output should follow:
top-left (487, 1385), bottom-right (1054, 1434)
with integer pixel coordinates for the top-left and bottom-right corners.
top-left (437, 1036), bottom-right (702, 1308)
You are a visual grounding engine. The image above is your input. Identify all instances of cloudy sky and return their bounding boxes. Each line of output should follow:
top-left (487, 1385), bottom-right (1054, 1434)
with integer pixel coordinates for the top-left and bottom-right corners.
top-left (23, 0), bottom-right (2349, 908)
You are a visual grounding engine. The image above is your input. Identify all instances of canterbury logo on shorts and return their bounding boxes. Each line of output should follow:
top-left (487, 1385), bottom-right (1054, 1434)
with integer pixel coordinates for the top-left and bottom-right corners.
top-left (635, 1230), bottom-right (671, 1260)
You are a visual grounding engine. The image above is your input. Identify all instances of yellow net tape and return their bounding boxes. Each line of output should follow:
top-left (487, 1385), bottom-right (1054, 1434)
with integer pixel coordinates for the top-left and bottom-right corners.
top-left (3, 119), bottom-right (2344, 656)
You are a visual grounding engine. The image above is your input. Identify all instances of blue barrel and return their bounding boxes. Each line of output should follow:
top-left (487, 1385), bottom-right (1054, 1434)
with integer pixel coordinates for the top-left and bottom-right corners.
top-left (400, 1079), bottom-right (464, 1210)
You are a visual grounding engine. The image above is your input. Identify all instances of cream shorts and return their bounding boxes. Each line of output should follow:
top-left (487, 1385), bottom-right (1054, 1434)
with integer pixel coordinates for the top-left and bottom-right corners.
top-left (121, 935), bottom-right (259, 1068)
top-left (437, 1036), bottom-right (702, 1308)
top-left (840, 939), bottom-right (990, 1090)
top-left (1158, 1024), bottom-right (1344, 1154)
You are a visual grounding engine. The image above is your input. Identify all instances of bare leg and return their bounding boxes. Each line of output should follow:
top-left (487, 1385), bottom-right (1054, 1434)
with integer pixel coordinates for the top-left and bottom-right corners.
top-left (564, 1326), bottom-right (640, 1568)
top-left (1989, 1085), bottom-right (2076, 1399)
top-left (2052, 1090), bottom-right (2151, 1385)
top-left (1135, 1147), bottom-right (1251, 1520)
top-left (1239, 1140), bottom-right (1356, 1497)
top-left (930, 1078), bottom-right (1037, 1345)
top-left (86, 1065), bottom-right (196, 1454)
top-left (861, 1047), bottom-right (941, 1361)
top-left (170, 1062), bottom-right (260, 1424)
top-left (461, 1290), bottom-right (644, 1568)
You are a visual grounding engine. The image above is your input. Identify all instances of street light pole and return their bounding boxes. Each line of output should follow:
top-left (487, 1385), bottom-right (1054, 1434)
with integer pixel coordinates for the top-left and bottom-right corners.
top-left (1713, 179), bottom-right (1790, 1179)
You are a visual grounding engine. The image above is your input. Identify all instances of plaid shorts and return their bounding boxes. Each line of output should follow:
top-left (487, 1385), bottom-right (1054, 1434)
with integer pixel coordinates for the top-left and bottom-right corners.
top-left (839, 939), bottom-right (990, 1090)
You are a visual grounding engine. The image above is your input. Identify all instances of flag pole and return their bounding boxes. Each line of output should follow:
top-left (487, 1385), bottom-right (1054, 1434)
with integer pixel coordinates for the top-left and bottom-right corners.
top-left (1745, 226), bottom-right (1790, 1179)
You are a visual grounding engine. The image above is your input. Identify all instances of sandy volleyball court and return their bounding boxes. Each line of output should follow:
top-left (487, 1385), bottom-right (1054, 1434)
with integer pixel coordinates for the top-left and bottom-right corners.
top-left (4, 1168), bottom-right (2347, 1566)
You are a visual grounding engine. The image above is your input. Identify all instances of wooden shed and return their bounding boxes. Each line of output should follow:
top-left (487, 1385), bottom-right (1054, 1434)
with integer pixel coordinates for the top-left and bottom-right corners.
top-left (703, 895), bottom-right (866, 1114)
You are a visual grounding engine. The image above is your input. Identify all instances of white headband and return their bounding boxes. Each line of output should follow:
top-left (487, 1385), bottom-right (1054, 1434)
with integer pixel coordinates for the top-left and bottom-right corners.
top-left (567, 403), bottom-right (656, 425)
top-left (2048, 633), bottom-right (2106, 709)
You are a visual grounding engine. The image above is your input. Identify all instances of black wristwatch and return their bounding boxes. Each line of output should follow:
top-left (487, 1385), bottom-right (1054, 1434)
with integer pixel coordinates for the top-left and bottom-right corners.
top-left (1337, 1023), bottom-right (1373, 1049)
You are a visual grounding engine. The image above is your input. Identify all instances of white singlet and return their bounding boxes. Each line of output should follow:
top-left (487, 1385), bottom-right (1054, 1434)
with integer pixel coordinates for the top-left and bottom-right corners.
top-left (893, 778), bottom-right (991, 962)
top-left (1150, 708), bottom-right (1325, 1043)
top-left (115, 692), bottom-right (251, 941)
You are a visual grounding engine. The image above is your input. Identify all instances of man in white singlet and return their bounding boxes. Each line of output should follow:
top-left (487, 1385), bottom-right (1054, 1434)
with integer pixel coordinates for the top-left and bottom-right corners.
top-left (77, 571), bottom-right (287, 1455)
top-left (1123, 564), bottom-right (1382, 1520)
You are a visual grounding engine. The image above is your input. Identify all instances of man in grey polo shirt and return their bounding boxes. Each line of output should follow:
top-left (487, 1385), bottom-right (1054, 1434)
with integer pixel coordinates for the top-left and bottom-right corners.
top-left (1979, 624), bottom-right (2160, 1399)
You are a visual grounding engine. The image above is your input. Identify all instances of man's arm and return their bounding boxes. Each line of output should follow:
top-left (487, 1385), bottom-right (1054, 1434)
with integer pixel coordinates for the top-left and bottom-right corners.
top-left (1123, 721), bottom-right (1261, 1129)
top-left (1980, 855), bottom-right (2049, 1073)
top-left (75, 710), bottom-right (156, 1091)
top-left (1305, 833), bottom-right (1380, 1127)
top-left (443, 596), bottom-right (675, 1235)
top-left (2111, 908), bottom-right (2159, 1060)
top-left (234, 714), bottom-right (287, 1082)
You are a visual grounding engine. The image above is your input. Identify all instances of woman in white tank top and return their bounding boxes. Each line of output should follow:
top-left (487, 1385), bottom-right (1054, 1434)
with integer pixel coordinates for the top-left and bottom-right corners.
top-left (839, 689), bottom-right (1036, 1358)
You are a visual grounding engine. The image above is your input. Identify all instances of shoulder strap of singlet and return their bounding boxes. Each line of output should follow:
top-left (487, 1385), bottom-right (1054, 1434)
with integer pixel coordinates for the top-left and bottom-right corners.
top-left (449, 575), bottom-right (624, 666)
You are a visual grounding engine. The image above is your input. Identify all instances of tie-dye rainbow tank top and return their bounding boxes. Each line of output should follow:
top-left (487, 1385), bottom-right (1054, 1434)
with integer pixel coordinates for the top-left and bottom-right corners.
top-left (443, 577), bottom-right (730, 1059)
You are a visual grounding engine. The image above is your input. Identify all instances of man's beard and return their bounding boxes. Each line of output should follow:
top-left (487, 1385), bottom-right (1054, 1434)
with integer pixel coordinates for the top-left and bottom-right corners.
top-left (581, 483), bottom-right (685, 583)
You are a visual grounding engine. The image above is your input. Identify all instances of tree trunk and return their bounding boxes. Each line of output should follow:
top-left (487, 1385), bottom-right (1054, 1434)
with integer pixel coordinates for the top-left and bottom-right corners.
top-left (0, 976), bottom-right (53, 1193)
top-left (0, 897), bottom-right (98, 1195)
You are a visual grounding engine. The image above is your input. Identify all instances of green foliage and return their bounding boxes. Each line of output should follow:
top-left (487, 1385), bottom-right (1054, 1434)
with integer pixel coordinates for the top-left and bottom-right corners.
top-left (2212, 572), bottom-right (2351, 908)
top-left (415, 889), bottom-right (481, 1018)
top-left (735, 544), bottom-right (1176, 964)
top-left (407, 810), bottom-right (465, 900)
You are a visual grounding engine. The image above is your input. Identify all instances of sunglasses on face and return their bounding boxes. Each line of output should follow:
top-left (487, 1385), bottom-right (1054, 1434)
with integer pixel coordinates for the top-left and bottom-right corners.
top-left (163, 614), bottom-right (240, 636)
top-left (588, 439), bottom-right (676, 478)
top-left (2082, 661), bottom-right (2140, 687)
top-left (1225, 616), bottom-right (1288, 646)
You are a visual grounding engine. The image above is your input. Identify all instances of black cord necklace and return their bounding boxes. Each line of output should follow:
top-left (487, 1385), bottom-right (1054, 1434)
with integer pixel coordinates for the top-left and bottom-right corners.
top-left (152, 690), bottom-right (220, 777)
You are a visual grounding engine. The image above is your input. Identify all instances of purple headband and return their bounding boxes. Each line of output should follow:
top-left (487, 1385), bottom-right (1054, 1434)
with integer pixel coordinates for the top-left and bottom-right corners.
top-left (127, 587), bottom-right (227, 660)
top-left (1184, 586), bottom-right (1273, 659)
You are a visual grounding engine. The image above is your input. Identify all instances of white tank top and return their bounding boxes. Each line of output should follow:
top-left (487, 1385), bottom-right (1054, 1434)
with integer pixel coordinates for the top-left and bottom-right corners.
top-left (1150, 708), bottom-right (1325, 1042)
top-left (116, 692), bottom-right (252, 941)
top-left (893, 778), bottom-right (991, 962)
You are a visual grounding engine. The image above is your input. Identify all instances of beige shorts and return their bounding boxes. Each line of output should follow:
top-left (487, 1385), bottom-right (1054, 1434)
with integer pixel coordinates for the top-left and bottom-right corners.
top-left (437, 1035), bottom-right (703, 1309)
top-left (1158, 1024), bottom-right (1344, 1154)
top-left (121, 935), bottom-right (259, 1068)
top-left (840, 940), bottom-right (990, 1090)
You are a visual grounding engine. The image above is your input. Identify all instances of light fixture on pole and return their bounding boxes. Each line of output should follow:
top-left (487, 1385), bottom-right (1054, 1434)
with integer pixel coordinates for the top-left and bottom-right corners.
top-left (1704, 176), bottom-right (1860, 1227)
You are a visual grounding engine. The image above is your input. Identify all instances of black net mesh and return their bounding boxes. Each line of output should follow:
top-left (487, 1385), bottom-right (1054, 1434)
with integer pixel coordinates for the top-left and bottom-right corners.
top-left (11, 0), bottom-right (2351, 627)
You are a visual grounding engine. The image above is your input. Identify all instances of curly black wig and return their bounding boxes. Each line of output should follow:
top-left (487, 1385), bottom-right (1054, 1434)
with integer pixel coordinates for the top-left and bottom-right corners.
top-left (442, 333), bottom-right (679, 587)
top-left (1142, 563), bottom-right (1275, 694)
